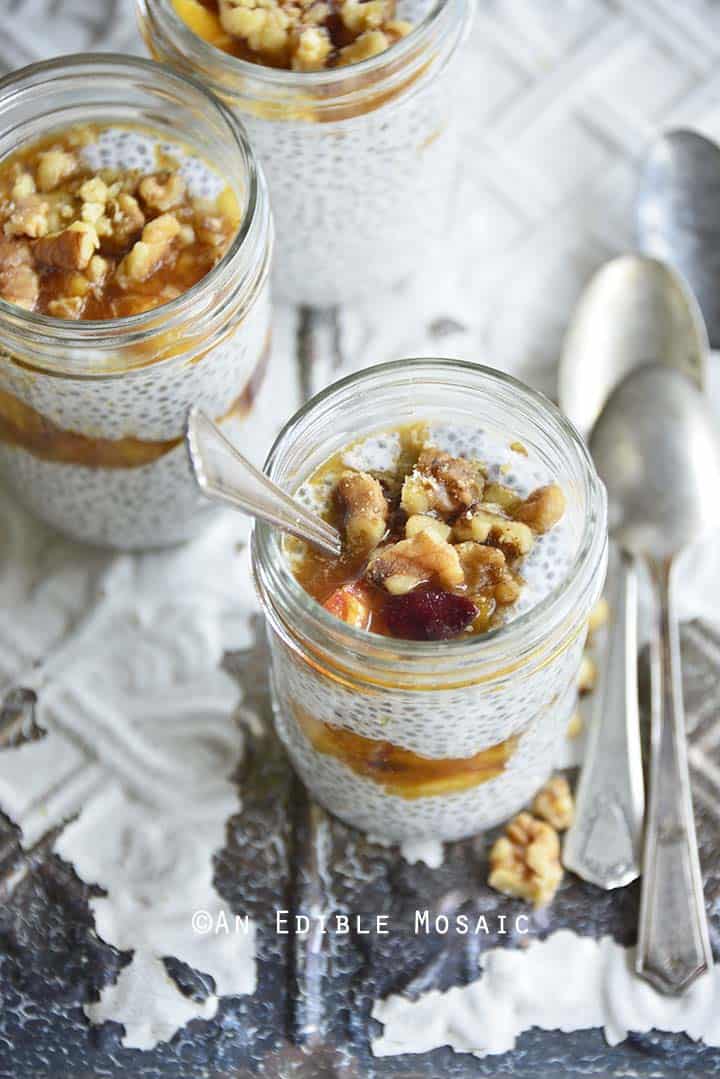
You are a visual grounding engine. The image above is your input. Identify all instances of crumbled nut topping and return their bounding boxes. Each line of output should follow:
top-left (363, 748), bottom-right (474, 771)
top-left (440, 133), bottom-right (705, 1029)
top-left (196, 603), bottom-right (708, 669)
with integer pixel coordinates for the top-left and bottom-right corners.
top-left (291, 423), bottom-right (568, 641)
top-left (0, 239), bottom-right (39, 310)
top-left (566, 711), bottom-right (583, 739)
top-left (488, 811), bottom-right (564, 908)
top-left (368, 531), bottom-right (463, 595)
top-left (513, 484), bottom-right (566, 534)
top-left (174, 0), bottom-right (413, 71)
top-left (402, 447), bottom-right (484, 517)
top-left (0, 124), bottom-right (239, 320)
top-left (455, 542), bottom-right (520, 607)
top-left (532, 775), bottom-right (574, 831)
top-left (588, 596), bottom-right (609, 637)
top-left (335, 470), bottom-right (388, 554)
top-left (578, 652), bottom-right (597, 695)
top-left (404, 514), bottom-right (451, 543)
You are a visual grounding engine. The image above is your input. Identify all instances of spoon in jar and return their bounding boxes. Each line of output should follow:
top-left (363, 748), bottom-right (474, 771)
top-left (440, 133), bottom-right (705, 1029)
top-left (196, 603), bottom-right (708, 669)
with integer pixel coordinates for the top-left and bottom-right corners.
top-left (186, 407), bottom-right (342, 558)
top-left (560, 254), bottom-right (707, 890)
top-left (589, 364), bottom-right (719, 995)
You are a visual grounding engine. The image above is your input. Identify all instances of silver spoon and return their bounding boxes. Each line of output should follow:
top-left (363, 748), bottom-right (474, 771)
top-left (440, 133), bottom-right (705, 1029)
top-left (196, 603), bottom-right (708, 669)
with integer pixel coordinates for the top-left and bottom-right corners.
top-left (186, 407), bottom-right (342, 558)
top-left (590, 364), bottom-right (718, 995)
top-left (560, 255), bottom-right (707, 890)
top-left (638, 129), bottom-right (720, 349)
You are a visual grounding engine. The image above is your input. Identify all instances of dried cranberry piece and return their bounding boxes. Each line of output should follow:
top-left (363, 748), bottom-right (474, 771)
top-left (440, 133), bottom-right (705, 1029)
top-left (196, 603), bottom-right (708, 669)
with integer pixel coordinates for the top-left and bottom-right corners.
top-left (384, 588), bottom-right (477, 641)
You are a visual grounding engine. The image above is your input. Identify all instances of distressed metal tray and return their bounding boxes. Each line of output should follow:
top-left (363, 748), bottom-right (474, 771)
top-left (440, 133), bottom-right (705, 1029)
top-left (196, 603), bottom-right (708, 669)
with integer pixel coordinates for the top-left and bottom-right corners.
top-left (1, 613), bottom-right (719, 1079)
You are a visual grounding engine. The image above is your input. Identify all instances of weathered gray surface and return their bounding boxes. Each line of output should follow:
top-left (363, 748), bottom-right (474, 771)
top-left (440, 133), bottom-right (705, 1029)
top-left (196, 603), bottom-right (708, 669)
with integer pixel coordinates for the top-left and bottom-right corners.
top-left (1, 561), bottom-right (720, 1078)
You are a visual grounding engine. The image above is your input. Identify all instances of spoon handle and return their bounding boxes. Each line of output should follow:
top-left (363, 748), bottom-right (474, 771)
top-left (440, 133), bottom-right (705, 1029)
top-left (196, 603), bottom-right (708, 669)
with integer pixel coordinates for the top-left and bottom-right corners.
top-left (563, 549), bottom-right (644, 888)
top-left (636, 557), bottom-right (712, 995)
top-left (186, 408), bottom-right (342, 558)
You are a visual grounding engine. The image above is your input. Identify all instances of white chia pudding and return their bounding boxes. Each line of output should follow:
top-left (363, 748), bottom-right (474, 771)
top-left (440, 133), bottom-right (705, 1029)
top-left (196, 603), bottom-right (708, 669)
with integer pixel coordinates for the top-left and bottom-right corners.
top-left (140, 0), bottom-right (472, 306)
top-left (0, 115), bottom-right (272, 549)
top-left (242, 83), bottom-right (456, 305)
top-left (255, 389), bottom-right (607, 843)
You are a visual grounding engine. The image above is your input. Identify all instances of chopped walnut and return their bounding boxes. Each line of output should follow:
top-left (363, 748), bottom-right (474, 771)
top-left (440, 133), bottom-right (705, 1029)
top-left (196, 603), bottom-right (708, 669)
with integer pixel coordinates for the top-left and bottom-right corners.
top-left (34, 221), bottom-right (99, 271)
top-left (566, 711), bottom-right (583, 738)
top-left (335, 470), bottom-right (388, 554)
top-left (86, 255), bottom-right (109, 284)
top-left (454, 507), bottom-right (533, 560)
top-left (488, 811), bottom-right (563, 908)
top-left (483, 481), bottom-right (522, 514)
top-left (138, 172), bottom-right (187, 213)
top-left (4, 195), bottom-right (50, 239)
top-left (79, 176), bottom-right (109, 204)
top-left (65, 271), bottom-right (91, 298)
top-left (532, 775), bottom-right (574, 831)
top-left (588, 596), bottom-right (609, 637)
top-left (578, 653), bottom-right (597, 695)
top-left (455, 542), bottom-right (521, 605)
top-left (11, 173), bottom-right (36, 200)
top-left (0, 239), bottom-right (39, 310)
top-left (47, 296), bottom-right (85, 320)
top-left (35, 149), bottom-right (76, 192)
top-left (404, 514), bottom-right (451, 543)
top-left (117, 213), bottom-right (181, 284)
top-left (103, 193), bottom-right (146, 252)
top-left (219, 0), bottom-right (292, 62)
top-left (210, 0), bottom-right (410, 70)
top-left (494, 572), bottom-right (521, 606)
top-left (340, 0), bottom-right (393, 32)
top-left (194, 213), bottom-right (228, 246)
top-left (452, 508), bottom-right (494, 543)
top-left (338, 22), bottom-right (409, 64)
top-left (455, 542), bottom-right (505, 590)
top-left (293, 27), bottom-right (332, 71)
top-left (81, 201), bottom-right (106, 225)
top-left (514, 484), bottom-right (566, 534)
top-left (368, 531), bottom-right (463, 595)
top-left (338, 29), bottom-right (391, 65)
top-left (401, 447), bottom-right (483, 517)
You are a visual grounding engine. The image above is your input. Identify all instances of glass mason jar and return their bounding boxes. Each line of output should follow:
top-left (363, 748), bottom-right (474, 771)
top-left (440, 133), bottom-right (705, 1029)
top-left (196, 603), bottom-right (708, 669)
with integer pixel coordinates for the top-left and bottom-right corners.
top-left (0, 54), bottom-right (273, 550)
top-left (253, 359), bottom-right (608, 842)
top-left (138, 0), bottom-right (473, 306)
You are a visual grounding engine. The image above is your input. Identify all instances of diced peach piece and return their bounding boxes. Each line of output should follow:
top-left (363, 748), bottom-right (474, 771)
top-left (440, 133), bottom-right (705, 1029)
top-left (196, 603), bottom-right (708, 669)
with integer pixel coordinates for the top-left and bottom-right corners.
top-left (323, 585), bottom-right (371, 630)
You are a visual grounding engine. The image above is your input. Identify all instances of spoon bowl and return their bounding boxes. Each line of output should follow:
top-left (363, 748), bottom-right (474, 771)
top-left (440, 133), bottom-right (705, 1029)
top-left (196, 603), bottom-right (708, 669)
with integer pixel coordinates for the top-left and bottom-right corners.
top-left (559, 254), bottom-right (706, 439)
top-left (589, 365), bottom-right (720, 558)
top-left (638, 129), bottom-right (720, 349)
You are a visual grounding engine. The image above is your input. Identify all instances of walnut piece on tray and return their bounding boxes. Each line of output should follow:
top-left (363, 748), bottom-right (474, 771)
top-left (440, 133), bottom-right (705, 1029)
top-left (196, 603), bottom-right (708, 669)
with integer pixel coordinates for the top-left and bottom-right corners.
top-left (488, 810), bottom-right (564, 908)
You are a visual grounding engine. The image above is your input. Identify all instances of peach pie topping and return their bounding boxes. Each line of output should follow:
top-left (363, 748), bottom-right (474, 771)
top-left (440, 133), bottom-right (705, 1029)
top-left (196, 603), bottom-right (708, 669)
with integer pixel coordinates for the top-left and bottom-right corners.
top-left (292, 424), bottom-right (567, 642)
top-left (0, 125), bottom-right (240, 320)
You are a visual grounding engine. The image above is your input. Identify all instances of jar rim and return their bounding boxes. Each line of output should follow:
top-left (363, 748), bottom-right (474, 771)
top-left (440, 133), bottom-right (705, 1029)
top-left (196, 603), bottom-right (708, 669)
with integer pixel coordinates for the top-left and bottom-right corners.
top-left (139, 0), bottom-right (472, 110)
top-left (0, 53), bottom-right (265, 363)
top-left (252, 358), bottom-right (608, 685)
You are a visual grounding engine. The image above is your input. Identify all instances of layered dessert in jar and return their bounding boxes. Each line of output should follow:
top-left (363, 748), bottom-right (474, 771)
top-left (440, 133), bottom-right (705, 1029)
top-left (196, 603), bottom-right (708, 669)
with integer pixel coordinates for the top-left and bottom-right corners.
top-left (138, 0), bottom-right (473, 306)
top-left (0, 55), bottom-right (272, 549)
top-left (253, 359), bottom-right (607, 841)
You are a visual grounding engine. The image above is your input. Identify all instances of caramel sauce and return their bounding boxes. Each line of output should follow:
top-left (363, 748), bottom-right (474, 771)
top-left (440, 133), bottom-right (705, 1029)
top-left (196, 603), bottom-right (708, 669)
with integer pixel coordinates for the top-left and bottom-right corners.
top-left (294, 704), bottom-right (520, 798)
top-left (0, 329), bottom-right (271, 469)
